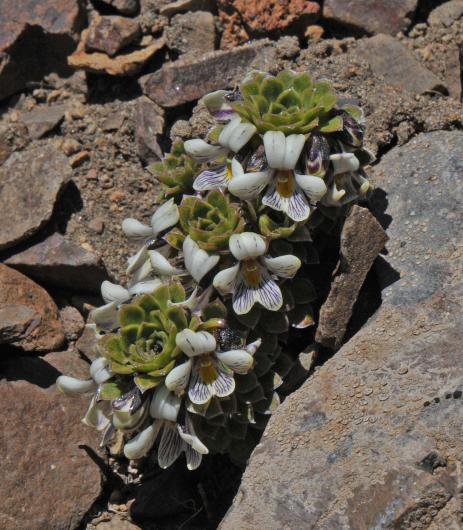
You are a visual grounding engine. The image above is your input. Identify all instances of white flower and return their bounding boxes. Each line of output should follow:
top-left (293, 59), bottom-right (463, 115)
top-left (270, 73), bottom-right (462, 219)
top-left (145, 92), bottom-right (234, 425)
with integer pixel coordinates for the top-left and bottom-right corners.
top-left (228, 131), bottom-right (329, 222)
top-left (123, 423), bottom-right (159, 460)
top-left (56, 375), bottom-right (96, 396)
top-left (183, 236), bottom-right (219, 283)
top-left (201, 90), bottom-right (237, 122)
top-left (212, 232), bottom-right (301, 315)
top-left (165, 329), bottom-right (259, 406)
top-left (184, 117), bottom-right (257, 192)
top-left (122, 199), bottom-right (179, 244)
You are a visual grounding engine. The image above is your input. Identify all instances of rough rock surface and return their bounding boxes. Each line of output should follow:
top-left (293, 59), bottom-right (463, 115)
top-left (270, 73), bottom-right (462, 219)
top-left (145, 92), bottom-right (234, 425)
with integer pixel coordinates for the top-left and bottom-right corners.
top-left (0, 0), bottom-right (83, 101)
top-left (0, 350), bottom-right (101, 530)
top-left (20, 104), bottom-right (66, 139)
top-left (100, 0), bottom-right (140, 15)
top-left (5, 232), bottom-right (111, 292)
top-left (165, 11), bottom-right (216, 59)
top-left (316, 206), bottom-right (388, 350)
top-left (323, 0), bottom-right (418, 35)
top-left (135, 96), bottom-right (165, 163)
top-left (221, 132), bottom-right (463, 529)
top-left (85, 16), bottom-right (141, 57)
top-left (142, 40), bottom-right (278, 107)
top-left (355, 34), bottom-right (447, 95)
top-left (428, 0), bottom-right (463, 27)
top-left (0, 144), bottom-right (72, 251)
top-left (0, 264), bottom-right (65, 352)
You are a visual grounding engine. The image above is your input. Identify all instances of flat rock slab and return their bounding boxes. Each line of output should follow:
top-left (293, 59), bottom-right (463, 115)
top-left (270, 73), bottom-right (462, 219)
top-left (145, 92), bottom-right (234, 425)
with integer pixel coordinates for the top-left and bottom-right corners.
top-left (141, 40), bottom-right (278, 107)
top-left (323, 0), bottom-right (418, 35)
top-left (84, 15), bottom-right (141, 57)
top-left (0, 350), bottom-right (101, 530)
top-left (221, 131), bottom-right (463, 529)
top-left (316, 205), bottom-right (388, 350)
top-left (20, 104), bottom-right (66, 139)
top-left (0, 144), bottom-right (72, 251)
top-left (355, 34), bottom-right (447, 95)
top-left (6, 232), bottom-right (111, 293)
top-left (0, 264), bottom-right (64, 352)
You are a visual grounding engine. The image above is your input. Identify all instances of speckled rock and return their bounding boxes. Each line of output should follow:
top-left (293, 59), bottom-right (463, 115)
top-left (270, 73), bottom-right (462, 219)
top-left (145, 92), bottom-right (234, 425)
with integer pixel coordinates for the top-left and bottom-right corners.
top-left (0, 350), bottom-right (101, 530)
top-left (221, 131), bottom-right (463, 529)
top-left (99, 0), bottom-right (139, 15)
top-left (20, 104), bottom-right (66, 139)
top-left (428, 0), bottom-right (463, 27)
top-left (323, 0), bottom-right (418, 35)
top-left (165, 11), bottom-right (215, 59)
top-left (84, 16), bottom-right (141, 57)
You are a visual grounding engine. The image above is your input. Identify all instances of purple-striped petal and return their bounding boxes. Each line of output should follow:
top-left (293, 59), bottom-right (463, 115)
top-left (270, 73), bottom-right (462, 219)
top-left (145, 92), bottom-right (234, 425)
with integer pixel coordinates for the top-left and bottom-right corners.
top-left (262, 179), bottom-right (311, 222)
top-left (193, 165), bottom-right (228, 191)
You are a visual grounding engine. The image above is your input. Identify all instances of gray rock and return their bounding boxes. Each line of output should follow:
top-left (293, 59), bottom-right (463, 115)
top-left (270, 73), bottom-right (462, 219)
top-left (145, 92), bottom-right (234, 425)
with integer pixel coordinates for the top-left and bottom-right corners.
top-left (159, 0), bottom-right (214, 17)
top-left (20, 104), bottom-right (66, 139)
top-left (5, 232), bottom-right (110, 293)
top-left (59, 305), bottom-right (85, 341)
top-left (141, 40), bottom-right (278, 107)
top-left (0, 349), bottom-right (102, 530)
top-left (316, 206), bottom-right (388, 350)
top-left (323, 0), bottom-right (418, 35)
top-left (84, 16), bottom-right (141, 57)
top-left (165, 11), bottom-right (215, 59)
top-left (355, 34), bottom-right (447, 95)
top-left (0, 145), bottom-right (72, 251)
top-left (0, 305), bottom-right (41, 344)
top-left (428, 0), bottom-right (463, 27)
top-left (135, 95), bottom-right (165, 163)
top-left (99, 0), bottom-right (139, 15)
top-left (220, 131), bottom-right (463, 529)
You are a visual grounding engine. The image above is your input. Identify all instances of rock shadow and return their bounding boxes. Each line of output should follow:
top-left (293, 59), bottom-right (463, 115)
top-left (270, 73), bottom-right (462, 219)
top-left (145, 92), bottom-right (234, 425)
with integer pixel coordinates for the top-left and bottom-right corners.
top-left (0, 350), bottom-right (60, 388)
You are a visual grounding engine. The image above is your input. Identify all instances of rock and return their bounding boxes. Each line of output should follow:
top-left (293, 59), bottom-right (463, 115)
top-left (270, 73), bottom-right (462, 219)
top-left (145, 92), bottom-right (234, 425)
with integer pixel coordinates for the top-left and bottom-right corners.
top-left (428, 0), bottom-right (463, 27)
top-left (62, 137), bottom-right (82, 156)
top-left (88, 217), bottom-right (105, 234)
top-left (141, 40), bottom-right (277, 107)
top-left (94, 516), bottom-right (141, 530)
top-left (316, 206), bottom-right (388, 350)
top-left (0, 349), bottom-right (102, 530)
top-left (85, 16), bottom-right (141, 57)
top-left (0, 144), bottom-right (72, 251)
top-left (76, 324), bottom-right (99, 360)
top-left (323, 0), bottom-right (418, 35)
top-left (0, 264), bottom-right (64, 352)
top-left (101, 112), bottom-right (126, 131)
top-left (5, 232), bottom-right (110, 293)
top-left (99, 0), bottom-right (140, 15)
top-left (69, 150), bottom-right (90, 167)
top-left (60, 305), bottom-right (85, 341)
top-left (0, 0), bottom-right (84, 101)
top-left (20, 104), bottom-right (66, 139)
top-left (355, 34), bottom-right (447, 95)
top-left (159, 0), bottom-right (214, 17)
top-left (165, 11), bottom-right (215, 59)
top-left (135, 96), bottom-right (165, 163)
top-left (68, 29), bottom-right (165, 76)
top-left (220, 131), bottom-right (463, 529)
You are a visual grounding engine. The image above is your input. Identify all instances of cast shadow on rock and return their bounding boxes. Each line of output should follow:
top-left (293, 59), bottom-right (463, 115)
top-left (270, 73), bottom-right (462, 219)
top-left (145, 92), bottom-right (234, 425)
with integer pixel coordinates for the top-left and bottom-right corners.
top-left (0, 350), bottom-right (61, 388)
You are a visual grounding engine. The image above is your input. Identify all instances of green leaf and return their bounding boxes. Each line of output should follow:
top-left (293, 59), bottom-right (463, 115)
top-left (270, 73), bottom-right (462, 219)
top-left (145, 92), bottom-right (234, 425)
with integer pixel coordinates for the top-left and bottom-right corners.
top-left (98, 334), bottom-right (127, 364)
top-left (167, 306), bottom-right (188, 330)
top-left (169, 282), bottom-right (186, 304)
top-left (134, 374), bottom-right (162, 393)
top-left (121, 324), bottom-right (140, 348)
top-left (318, 115), bottom-right (343, 133)
top-left (201, 299), bottom-right (228, 321)
top-left (119, 305), bottom-right (146, 327)
top-left (261, 78), bottom-right (284, 102)
top-left (99, 381), bottom-right (125, 400)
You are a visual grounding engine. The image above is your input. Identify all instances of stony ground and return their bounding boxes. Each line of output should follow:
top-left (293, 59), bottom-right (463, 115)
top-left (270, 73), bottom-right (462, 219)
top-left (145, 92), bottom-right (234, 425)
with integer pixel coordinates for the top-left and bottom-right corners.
top-left (0, 1), bottom-right (462, 529)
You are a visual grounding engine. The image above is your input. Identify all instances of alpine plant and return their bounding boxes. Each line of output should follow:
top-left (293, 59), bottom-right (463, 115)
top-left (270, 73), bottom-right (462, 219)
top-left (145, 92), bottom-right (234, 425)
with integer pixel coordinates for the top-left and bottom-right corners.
top-left (57, 70), bottom-right (372, 469)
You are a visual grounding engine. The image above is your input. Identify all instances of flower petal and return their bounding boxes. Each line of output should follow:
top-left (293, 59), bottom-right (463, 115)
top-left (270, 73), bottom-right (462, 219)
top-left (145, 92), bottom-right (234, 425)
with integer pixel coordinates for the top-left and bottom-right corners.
top-left (188, 368), bottom-right (213, 404)
top-left (216, 349), bottom-right (253, 374)
top-left (262, 180), bottom-right (311, 222)
top-left (151, 198), bottom-right (180, 236)
top-left (128, 279), bottom-right (163, 296)
top-left (212, 264), bottom-right (239, 294)
top-left (165, 360), bottom-right (192, 392)
top-left (330, 153), bottom-right (360, 175)
top-left (254, 269), bottom-right (284, 311)
top-left (176, 329), bottom-right (216, 357)
top-left (149, 250), bottom-right (183, 276)
top-left (121, 218), bottom-right (152, 242)
top-left (124, 423), bottom-right (158, 460)
top-left (183, 236), bottom-right (220, 283)
top-left (101, 280), bottom-right (130, 305)
top-left (212, 364), bottom-right (236, 397)
top-left (263, 254), bottom-right (301, 279)
top-left (56, 375), bottom-right (96, 395)
top-left (295, 173), bottom-right (327, 202)
top-left (184, 138), bottom-right (227, 162)
top-left (263, 130), bottom-right (286, 169)
top-left (158, 423), bottom-right (184, 469)
top-left (150, 385), bottom-right (181, 422)
top-left (126, 246), bottom-right (149, 275)
top-left (129, 258), bottom-right (153, 285)
top-left (193, 165), bottom-right (228, 191)
top-left (282, 134), bottom-right (305, 170)
top-left (245, 338), bottom-right (262, 355)
top-left (82, 397), bottom-right (111, 430)
top-left (233, 273), bottom-right (257, 315)
top-left (219, 117), bottom-right (256, 152)
top-left (178, 418), bottom-right (209, 455)
top-left (185, 445), bottom-right (203, 471)
top-left (90, 357), bottom-right (113, 385)
top-left (228, 169), bottom-right (272, 200)
top-left (202, 89), bottom-right (237, 122)
top-left (229, 232), bottom-right (266, 261)
top-left (90, 302), bottom-right (119, 330)
top-left (323, 181), bottom-right (346, 205)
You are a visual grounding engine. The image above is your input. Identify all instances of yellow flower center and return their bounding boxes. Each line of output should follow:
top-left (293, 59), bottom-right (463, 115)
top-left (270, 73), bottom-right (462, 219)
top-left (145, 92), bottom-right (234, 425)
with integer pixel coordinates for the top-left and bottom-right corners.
top-left (198, 355), bottom-right (218, 384)
top-left (242, 258), bottom-right (261, 287)
top-left (226, 160), bottom-right (233, 181)
top-left (276, 170), bottom-right (295, 198)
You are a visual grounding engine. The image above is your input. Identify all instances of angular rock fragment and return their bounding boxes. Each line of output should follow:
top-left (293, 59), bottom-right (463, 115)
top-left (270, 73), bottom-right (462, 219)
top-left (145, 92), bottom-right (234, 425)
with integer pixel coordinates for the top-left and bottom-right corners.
top-left (159, 0), bottom-right (214, 17)
top-left (428, 0), bottom-right (463, 27)
top-left (69, 28), bottom-right (164, 75)
top-left (0, 144), bottom-right (72, 251)
top-left (5, 232), bottom-right (110, 293)
top-left (355, 34), bottom-right (447, 95)
top-left (165, 11), bottom-right (215, 59)
top-left (316, 206), bottom-right (388, 350)
top-left (99, 0), bottom-right (139, 15)
top-left (221, 131), bottom-right (463, 530)
top-left (135, 96), bottom-right (165, 163)
top-left (141, 40), bottom-right (277, 107)
top-left (323, 0), bottom-right (418, 35)
top-left (0, 350), bottom-right (101, 530)
top-left (20, 104), bottom-right (66, 139)
top-left (85, 15), bottom-right (141, 57)
top-left (0, 264), bottom-right (64, 352)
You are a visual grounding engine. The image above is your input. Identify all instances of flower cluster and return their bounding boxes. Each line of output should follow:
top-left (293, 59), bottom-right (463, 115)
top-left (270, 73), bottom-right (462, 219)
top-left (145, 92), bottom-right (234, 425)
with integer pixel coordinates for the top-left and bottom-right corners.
top-left (57, 70), bottom-right (372, 469)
